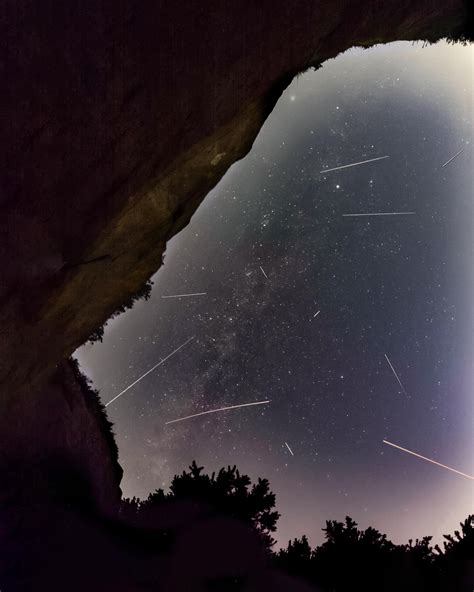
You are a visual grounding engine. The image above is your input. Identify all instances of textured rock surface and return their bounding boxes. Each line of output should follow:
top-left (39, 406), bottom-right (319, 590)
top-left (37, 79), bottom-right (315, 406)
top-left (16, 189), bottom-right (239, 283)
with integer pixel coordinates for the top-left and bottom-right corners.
top-left (0, 2), bottom-right (469, 589)
top-left (0, 0), bottom-right (466, 391)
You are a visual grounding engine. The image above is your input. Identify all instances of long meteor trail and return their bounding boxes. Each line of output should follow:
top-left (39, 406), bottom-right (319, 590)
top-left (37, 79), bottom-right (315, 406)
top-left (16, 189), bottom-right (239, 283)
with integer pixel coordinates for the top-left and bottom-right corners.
top-left (384, 353), bottom-right (407, 394)
top-left (285, 442), bottom-right (294, 456)
top-left (383, 440), bottom-right (474, 480)
top-left (105, 336), bottom-right (195, 408)
top-left (161, 292), bottom-right (207, 299)
top-left (320, 155), bottom-right (389, 174)
top-left (165, 400), bottom-right (270, 425)
top-left (441, 147), bottom-right (464, 168)
top-left (343, 212), bottom-right (415, 217)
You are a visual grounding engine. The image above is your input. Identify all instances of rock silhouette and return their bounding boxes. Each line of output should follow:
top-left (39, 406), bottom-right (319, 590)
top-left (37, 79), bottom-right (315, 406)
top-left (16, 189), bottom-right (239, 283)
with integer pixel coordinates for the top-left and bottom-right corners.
top-left (0, 2), bottom-right (472, 590)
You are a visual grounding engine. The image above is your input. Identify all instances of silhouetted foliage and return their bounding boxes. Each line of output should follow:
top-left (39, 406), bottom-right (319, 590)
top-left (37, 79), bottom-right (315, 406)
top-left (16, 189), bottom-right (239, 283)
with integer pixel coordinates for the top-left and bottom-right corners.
top-left (67, 357), bottom-right (121, 479)
top-left (87, 279), bottom-right (154, 343)
top-left (273, 513), bottom-right (474, 591)
top-left (88, 324), bottom-right (105, 343)
top-left (119, 495), bottom-right (142, 522)
top-left (121, 461), bottom-right (280, 550)
top-left (436, 515), bottom-right (474, 560)
top-left (445, 0), bottom-right (474, 46)
top-left (118, 460), bottom-right (474, 590)
top-left (274, 534), bottom-right (313, 582)
top-left (430, 515), bottom-right (474, 591)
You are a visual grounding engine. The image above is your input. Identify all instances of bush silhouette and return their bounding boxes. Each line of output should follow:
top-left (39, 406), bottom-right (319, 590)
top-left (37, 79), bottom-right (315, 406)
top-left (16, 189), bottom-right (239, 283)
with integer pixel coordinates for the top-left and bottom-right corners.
top-left (122, 461), bottom-right (280, 550)
top-left (436, 515), bottom-right (474, 560)
top-left (120, 462), bottom-right (473, 590)
top-left (274, 513), bottom-right (473, 591)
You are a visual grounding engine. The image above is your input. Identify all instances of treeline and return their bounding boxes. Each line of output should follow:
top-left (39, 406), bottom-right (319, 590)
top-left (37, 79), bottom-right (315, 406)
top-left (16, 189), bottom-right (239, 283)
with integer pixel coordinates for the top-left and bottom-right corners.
top-left (273, 515), bottom-right (473, 591)
top-left (120, 461), bottom-right (473, 591)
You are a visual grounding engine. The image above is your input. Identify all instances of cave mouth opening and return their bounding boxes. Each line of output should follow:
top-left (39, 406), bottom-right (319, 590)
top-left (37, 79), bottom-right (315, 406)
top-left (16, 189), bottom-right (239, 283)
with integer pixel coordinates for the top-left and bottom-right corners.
top-left (74, 39), bottom-right (473, 549)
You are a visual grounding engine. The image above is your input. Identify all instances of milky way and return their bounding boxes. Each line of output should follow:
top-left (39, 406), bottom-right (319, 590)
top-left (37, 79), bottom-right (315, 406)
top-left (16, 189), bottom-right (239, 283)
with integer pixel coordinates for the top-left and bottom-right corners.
top-left (76, 41), bottom-right (473, 547)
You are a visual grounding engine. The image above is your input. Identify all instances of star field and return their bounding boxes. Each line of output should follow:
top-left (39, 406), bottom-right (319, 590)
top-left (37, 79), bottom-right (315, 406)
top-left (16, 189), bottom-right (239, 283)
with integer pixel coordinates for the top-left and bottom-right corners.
top-left (76, 41), bottom-right (473, 547)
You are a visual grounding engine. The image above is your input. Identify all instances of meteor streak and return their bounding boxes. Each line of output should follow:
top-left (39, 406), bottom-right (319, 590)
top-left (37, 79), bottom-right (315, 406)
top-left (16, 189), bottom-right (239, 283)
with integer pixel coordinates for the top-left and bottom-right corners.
top-left (384, 353), bottom-right (407, 394)
top-left (259, 266), bottom-right (268, 279)
top-left (285, 442), bottom-right (294, 456)
top-left (105, 336), bottom-right (195, 407)
top-left (320, 155), bottom-right (389, 174)
top-left (383, 440), bottom-right (474, 480)
top-left (441, 147), bottom-right (464, 168)
top-left (165, 399), bottom-right (270, 425)
top-left (161, 292), bottom-right (207, 299)
top-left (313, 310), bottom-right (320, 318)
top-left (342, 212), bottom-right (415, 217)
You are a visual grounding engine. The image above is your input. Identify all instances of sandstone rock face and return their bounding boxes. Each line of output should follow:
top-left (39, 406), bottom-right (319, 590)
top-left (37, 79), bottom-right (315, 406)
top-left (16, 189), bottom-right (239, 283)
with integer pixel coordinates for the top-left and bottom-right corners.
top-left (0, 2), bottom-right (468, 589)
top-left (0, 0), bottom-right (466, 390)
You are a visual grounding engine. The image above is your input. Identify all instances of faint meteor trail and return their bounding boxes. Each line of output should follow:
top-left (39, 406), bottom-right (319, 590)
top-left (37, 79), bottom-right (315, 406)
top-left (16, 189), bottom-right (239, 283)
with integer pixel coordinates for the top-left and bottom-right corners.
top-left (384, 353), bottom-right (407, 394)
top-left (259, 266), bottom-right (268, 279)
top-left (105, 336), bottom-right (195, 407)
top-left (161, 292), bottom-right (207, 299)
top-left (285, 442), bottom-right (294, 456)
top-left (342, 212), bottom-right (415, 217)
top-left (165, 400), bottom-right (270, 425)
top-left (313, 310), bottom-right (320, 318)
top-left (441, 147), bottom-right (464, 168)
top-left (383, 440), bottom-right (474, 480)
top-left (320, 155), bottom-right (389, 174)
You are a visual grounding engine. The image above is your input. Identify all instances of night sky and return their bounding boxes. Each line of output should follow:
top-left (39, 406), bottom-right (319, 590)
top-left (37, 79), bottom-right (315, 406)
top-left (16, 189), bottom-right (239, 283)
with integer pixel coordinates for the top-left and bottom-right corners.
top-left (76, 41), bottom-right (473, 548)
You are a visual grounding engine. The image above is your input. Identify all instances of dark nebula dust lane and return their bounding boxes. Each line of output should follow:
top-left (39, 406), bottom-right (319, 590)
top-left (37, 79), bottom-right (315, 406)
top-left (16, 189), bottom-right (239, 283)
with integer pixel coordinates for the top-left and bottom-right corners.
top-left (76, 41), bottom-right (473, 548)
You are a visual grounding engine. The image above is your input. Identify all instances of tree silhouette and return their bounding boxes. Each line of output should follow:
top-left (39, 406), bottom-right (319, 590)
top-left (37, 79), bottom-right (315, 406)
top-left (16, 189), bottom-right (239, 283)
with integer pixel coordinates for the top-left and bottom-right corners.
top-left (274, 534), bottom-right (313, 582)
top-left (436, 515), bottom-right (474, 560)
top-left (122, 461), bottom-right (280, 550)
top-left (433, 515), bottom-right (474, 591)
top-left (120, 463), bottom-right (473, 591)
top-left (312, 517), bottom-right (397, 591)
top-left (273, 512), bottom-right (474, 592)
top-left (404, 536), bottom-right (434, 561)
